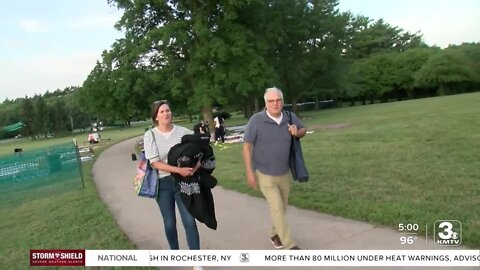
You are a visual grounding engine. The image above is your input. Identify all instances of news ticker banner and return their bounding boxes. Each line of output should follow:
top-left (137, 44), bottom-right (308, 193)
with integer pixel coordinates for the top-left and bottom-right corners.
top-left (30, 249), bottom-right (480, 267)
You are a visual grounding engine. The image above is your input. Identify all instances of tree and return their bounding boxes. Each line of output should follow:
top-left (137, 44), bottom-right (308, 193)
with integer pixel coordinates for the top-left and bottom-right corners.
top-left (0, 102), bottom-right (21, 127)
top-left (445, 43), bottom-right (480, 92)
top-left (78, 60), bottom-right (114, 122)
top-left (32, 95), bottom-right (49, 137)
top-left (388, 48), bottom-right (438, 99)
top-left (50, 98), bottom-right (69, 134)
top-left (348, 48), bottom-right (441, 102)
top-left (81, 0), bottom-right (436, 120)
top-left (350, 54), bottom-right (393, 104)
top-left (343, 16), bottom-right (428, 103)
top-left (415, 49), bottom-right (477, 95)
top-left (106, 0), bottom-right (279, 126)
top-left (2, 98), bottom-right (13, 105)
top-left (261, 0), bottom-right (350, 110)
top-left (63, 87), bottom-right (92, 131)
top-left (345, 16), bottom-right (425, 59)
top-left (20, 97), bottom-right (35, 137)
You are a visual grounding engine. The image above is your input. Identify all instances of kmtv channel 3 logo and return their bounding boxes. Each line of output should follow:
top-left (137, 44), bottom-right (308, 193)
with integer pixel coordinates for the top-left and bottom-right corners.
top-left (434, 220), bottom-right (462, 246)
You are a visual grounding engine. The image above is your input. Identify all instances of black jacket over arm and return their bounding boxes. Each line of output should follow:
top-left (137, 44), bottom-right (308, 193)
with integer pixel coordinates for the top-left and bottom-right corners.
top-left (167, 134), bottom-right (217, 230)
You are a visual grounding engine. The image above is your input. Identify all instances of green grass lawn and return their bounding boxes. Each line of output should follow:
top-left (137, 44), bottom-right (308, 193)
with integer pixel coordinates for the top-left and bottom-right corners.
top-left (0, 125), bottom-right (152, 269)
top-left (0, 93), bottom-right (478, 269)
top-left (213, 92), bottom-right (480, 247)
top-left (0, 123), bottom-right (152, 156)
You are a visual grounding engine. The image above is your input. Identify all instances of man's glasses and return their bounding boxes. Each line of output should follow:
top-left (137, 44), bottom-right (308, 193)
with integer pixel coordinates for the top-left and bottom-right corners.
top-left (266, 98), bottom-right (283, 104)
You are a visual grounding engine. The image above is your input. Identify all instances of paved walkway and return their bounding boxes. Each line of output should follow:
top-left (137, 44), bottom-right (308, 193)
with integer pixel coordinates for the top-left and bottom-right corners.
top-left (92, 137), bottom-right (474, 270)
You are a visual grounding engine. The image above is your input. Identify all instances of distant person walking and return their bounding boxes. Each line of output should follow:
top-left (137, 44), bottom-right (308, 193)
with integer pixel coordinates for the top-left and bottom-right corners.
top-left (213, 115), bottom-right (225, 144)
top-left (242, 87), bottom-right (307, 250)
top-left (143, 101), bottom-right (203, 258)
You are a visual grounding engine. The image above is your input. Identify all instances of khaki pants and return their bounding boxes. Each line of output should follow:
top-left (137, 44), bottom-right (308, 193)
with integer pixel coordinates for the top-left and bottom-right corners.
top-left (256, 170), bottom-right (294, 249)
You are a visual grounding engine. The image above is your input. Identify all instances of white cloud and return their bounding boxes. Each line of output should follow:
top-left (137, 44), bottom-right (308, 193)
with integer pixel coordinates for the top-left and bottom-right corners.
top-left (18, 19), bottom-right (51, 32)
top-left (0, 52), bottom-right (101, 99)
top-left (69, 14), bottom-right (120, 29)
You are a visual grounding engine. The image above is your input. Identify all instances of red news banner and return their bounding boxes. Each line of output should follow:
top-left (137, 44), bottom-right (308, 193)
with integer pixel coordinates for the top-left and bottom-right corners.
top-left (30, 250), bottom-right (85, 266)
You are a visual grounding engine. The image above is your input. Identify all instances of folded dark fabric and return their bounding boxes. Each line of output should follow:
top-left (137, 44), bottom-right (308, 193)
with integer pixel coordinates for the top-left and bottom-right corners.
top-left (167, 134), bottom-right (217, 230)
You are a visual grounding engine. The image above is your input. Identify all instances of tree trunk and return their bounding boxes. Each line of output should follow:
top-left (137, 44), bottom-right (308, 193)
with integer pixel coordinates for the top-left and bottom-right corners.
top-left (291, 98), bottom-right (298, 113)
top-left (244, 100), bottom-right (253, 119)
top-left (437, 85), bottom-right (445, 96)
top-left (70, 115), bottom-right (74, 131)
top-left (201, 105), bottom-right (214, 132)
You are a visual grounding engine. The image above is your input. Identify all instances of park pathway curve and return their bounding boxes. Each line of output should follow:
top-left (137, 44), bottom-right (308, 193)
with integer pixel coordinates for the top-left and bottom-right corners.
top-left (92, 137), bottom-right (475, 270)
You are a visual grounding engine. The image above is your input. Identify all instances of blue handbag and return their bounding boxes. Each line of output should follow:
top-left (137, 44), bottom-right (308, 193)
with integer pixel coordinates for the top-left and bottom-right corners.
top-left (286, 111), bottom-right (309, 182)
top-left (137, 129), bottom-right (159, 198)
top-left (137, 160), bottom-right (159, 198)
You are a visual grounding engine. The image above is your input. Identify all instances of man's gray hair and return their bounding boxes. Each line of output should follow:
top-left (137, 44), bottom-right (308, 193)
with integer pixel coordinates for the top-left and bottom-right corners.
top-left (264, 87), bottom-right (284, 102)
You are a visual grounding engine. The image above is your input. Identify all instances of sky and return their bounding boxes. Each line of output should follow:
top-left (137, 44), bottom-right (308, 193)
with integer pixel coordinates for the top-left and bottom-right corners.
top-left (338, 0), bottom-right (480, 47)
top-left (1, 0), bottom-right (479, 101)
top-left (0, 0), bottom-right (123, 101)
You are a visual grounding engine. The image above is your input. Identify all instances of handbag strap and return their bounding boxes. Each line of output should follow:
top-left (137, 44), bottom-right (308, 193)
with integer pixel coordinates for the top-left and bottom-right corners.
top-left (285, 110), bottom-right (296, 147)
top-left (285, 110), bottom-right (294, 136)
top-left (149, 129), bottom-right (160, 157)
top-left (148, 129), bottom-right (160, 173)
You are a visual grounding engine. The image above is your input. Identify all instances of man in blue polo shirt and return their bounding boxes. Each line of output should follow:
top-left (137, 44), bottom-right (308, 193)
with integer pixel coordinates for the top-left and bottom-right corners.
top-left (242, 87), bottom-right (307, 250)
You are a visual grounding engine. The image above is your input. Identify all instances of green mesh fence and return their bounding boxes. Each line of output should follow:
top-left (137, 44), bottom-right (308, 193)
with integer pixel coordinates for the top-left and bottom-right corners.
top-left (0, 143), bottom-right (84, 207)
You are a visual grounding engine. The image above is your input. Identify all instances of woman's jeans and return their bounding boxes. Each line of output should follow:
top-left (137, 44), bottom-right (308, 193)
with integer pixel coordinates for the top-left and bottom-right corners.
top-left (156, 175), bottom-right (199, 250)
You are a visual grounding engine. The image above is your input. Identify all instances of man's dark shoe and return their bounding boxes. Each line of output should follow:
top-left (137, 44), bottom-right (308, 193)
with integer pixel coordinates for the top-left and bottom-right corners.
top-left (270, 235), bottom-right (284, 249)
top-left (290, 246), bottom-right (301, 250)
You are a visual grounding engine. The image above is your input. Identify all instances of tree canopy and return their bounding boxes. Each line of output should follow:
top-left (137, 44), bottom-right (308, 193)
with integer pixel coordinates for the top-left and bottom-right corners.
top-left (2, 1), bottom-right (479, 139)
